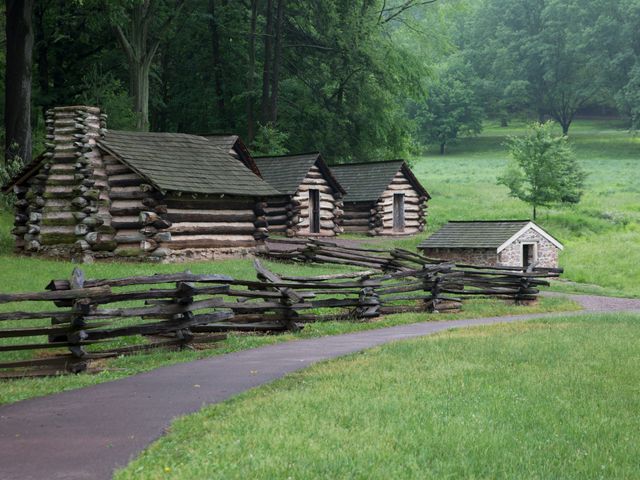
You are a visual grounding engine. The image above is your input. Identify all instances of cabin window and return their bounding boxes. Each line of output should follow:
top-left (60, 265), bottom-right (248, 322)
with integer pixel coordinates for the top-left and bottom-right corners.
top-left (393, 193), bottom-right (405, 232)
top-left (309, 189), bottom-right (320, 233)
top-left (522, 243), bottom-right (537, 269)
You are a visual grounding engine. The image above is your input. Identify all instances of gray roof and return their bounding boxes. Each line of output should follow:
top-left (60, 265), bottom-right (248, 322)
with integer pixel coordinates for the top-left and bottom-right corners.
top-left (331, 160), bottom-right (429, 202)
top-left (99, 131), bottom-right (279, 196)
top-left (418, 221), bottom-right (531, 249)
top-left (253, 153), bottom-right (345, 195)
top-left (198, 134), bottom-right (239, 150)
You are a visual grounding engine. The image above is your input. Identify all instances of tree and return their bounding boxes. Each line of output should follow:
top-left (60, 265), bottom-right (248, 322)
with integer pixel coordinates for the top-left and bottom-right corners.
top-left (413, 63), bottom-right (484, 154)
top-left (461, 0), bottom-right (606, 134)
top-left (5, 0), bottom-right (34, 166)
top-left (498, 122), bottom-right (586, 220)
top-left (111, 0), bottom-right (185, 131)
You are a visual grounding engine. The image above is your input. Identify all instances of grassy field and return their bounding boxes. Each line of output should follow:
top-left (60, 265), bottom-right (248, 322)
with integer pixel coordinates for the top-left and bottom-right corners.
top-left (117, 312), bottom-right (640, 479)
top-left (367, 119), bottom-right (640, 298)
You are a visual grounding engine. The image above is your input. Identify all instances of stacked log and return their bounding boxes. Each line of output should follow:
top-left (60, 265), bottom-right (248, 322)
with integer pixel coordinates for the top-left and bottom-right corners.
top-left (375, 170), bottom-right (424, 235)
top-left (165, 195), bottom-right (257, 251)
top-left (341, 202), bottom-right (376, 234)
top-left (11, 185), bottom-right (30, 252)
top-left (104, 155), bottom-right (172, 258)
top-left (292, 164), bottom-right (340, 236)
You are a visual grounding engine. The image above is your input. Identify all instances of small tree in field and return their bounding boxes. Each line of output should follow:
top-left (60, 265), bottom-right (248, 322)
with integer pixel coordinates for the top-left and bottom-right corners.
top-left (498, 122), bottom-right (586, 220)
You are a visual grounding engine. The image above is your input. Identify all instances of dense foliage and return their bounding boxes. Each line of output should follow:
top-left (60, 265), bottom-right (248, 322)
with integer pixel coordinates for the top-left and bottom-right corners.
top-left (3, 0), bottom-right (640, 163)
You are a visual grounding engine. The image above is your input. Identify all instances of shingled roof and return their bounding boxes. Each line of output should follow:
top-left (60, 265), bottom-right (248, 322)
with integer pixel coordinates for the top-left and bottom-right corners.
top-left (253, 153), bottom-right (345, 196)
top-left (200, 134), bottom-right (261, 176)
top-left (99, 131), bottom-right (278, 196)
top-left (418, 220), bottom-right (563, 251)
top-left (331, 160), bottom-right (429, 202)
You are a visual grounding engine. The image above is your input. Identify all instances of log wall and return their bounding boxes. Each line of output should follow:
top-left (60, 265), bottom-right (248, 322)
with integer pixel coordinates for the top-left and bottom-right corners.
top-left (291, 164), bottom-right (344, 236)
top-left (375, 171), bottom-right (427, 235)
top-left (164, 195), bottom-right (263, 253)
top-left (12, 106), bottom-right (112, 257)
top-left (341, 170), bottom-right (427, 236)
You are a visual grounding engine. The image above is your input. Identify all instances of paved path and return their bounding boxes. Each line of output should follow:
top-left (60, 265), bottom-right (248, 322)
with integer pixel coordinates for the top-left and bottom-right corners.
top-left (1, 294), bottom-right (639, 480)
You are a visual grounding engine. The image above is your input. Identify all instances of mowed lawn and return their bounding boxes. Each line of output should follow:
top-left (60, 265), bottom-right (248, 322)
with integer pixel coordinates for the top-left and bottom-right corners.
top-left (117, 312), bottom-right (640, 479)
top-left (371, 119), bottom-right (640, 298)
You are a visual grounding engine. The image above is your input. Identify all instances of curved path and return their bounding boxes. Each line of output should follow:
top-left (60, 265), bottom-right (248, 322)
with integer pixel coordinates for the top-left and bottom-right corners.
top-left (1, 293), bottom-right (639, 480)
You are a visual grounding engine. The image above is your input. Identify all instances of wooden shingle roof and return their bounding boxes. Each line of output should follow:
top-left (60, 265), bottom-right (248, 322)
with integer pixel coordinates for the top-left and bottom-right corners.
top-left (253, 153), bottom-right (345, 196)
top-left (99, 131), bottom-right (279, 196)
top-left (418, 220), bottom-right (563, 251)
top-left (331, 160), bottom-right (429, 202)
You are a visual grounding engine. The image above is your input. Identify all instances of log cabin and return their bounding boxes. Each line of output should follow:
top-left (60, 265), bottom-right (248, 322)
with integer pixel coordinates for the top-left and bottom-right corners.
top-left (418, 220), bottom-right (563, 269)
top-left (331, 160), bottom-right (430, 236)
top-left (253, 153), bottom-right (346, 237)
top-left (3, 105), bottom-right (280, 262)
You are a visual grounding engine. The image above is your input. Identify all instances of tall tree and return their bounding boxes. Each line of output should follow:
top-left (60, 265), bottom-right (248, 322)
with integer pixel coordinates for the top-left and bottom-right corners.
top-left (5, 0), bottom-right (34, 166)
top-left (246, 0), bottom-right (258, 141)
top-left (112, 0), bottom-right (185, 131)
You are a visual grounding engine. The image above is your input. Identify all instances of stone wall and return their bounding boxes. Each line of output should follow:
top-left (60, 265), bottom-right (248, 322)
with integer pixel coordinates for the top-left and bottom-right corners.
top-left (498, 227), bottom-right (559, 268)
top-left (420, 247), bottom-right (498, 266)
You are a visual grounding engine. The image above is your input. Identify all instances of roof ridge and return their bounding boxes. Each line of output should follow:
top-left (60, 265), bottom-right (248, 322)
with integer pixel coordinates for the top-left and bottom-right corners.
top-left (331, 159), bottom-right (405, 167)
top-left (253, 151), bottom-right (321, 159)
top-left (448, 220), bottom-right (531, 223)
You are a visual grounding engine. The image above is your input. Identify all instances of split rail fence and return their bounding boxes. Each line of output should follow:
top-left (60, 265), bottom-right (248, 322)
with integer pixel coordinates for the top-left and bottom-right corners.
top-left (0, 240), bottom-right (561, 377)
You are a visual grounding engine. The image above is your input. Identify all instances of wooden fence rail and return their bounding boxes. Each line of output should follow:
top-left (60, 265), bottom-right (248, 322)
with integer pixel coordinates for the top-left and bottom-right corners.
top-left (0, 242), bottom-right (561, 377)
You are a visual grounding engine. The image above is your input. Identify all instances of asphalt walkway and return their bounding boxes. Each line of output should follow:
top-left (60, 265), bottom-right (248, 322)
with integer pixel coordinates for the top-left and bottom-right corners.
top-left (1, 293), bottom-right (639, 479)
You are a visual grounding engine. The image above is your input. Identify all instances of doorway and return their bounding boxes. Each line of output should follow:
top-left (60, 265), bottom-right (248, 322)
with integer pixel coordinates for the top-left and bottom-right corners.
top-left (522, 243), bottom-right (536, 269)
top-left (393, 193), bottom-right (405, 232)
top-left (309, 189), bottom-right (320, 233)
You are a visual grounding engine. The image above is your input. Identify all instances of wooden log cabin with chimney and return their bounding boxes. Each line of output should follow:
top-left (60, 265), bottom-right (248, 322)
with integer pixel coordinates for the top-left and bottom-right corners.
top-left (3, 106), bottom-right (279, 262)
top-left (331, 160), bottom-right (430, 236)
top-left (253, 153), bottom-right (346, 237)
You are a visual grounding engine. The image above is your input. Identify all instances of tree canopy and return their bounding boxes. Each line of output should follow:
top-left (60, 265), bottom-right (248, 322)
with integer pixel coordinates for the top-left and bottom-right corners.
top-left (2, 0), bottom-right (640, 164)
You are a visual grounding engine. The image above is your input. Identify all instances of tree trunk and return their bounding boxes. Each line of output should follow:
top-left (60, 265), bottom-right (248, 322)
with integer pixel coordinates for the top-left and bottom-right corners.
top-left (208, 0), bottom-right (226, 124)
top-left (34, 1), bottom-right (50, 120)
top-left (246, 0), bottom-right (258, 141)
top-left (261, 0), bottom-right (274, 124)
top-left (439, 142), bottom-right (446, 155)
top-left (533, 204), bottom-right (537, 220)
top-left (268, 0), bottom-right (285, 124)
top-left (5, 0), bottom-right (34, 167)
top-left (114, 0), bottom-right (185, 132)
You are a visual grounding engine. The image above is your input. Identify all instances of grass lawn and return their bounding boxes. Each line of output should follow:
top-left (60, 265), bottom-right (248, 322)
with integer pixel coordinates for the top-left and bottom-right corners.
top-left (117, 312), bottom-right (640, 480)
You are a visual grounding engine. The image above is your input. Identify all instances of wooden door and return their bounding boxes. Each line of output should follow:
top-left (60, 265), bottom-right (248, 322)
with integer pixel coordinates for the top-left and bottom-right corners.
top-left (309, 189), bottom-right (320, 233)
top-left (393, 193), bottom-right (405, 232)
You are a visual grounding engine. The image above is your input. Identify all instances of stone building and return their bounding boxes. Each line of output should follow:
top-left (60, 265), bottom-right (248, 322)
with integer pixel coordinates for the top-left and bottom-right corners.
top-left (418, 220), bottom-right (563, 269)
top-left (331, 160), bottom-right (430, 236)
top-left (3, 105), bottom-right (279, 262)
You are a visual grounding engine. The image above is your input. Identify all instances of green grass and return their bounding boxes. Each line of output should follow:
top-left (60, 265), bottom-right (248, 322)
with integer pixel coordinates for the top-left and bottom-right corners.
top-left (116, 312), bottom-right (640, 480)
top-left (370, 118), bottom-right (640, 298)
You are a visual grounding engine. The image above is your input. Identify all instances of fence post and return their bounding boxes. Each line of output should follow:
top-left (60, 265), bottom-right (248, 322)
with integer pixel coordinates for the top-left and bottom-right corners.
top-left (66, 267), bottom-right (89, 373)
top-left (172, 270), bottom-right (196, 347)
top-left (356, 286), bottom-right (380, 319)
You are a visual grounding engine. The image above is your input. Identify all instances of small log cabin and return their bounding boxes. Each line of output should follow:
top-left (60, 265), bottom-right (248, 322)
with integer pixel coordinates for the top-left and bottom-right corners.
top-left (253, 153), bottom-right (346, 237)
top-left (3, 105), bottom-right (279, 262)
top-left (331, 160), bottom-right (430, 236)
top-left (418, 220), bottom-right (564, 269)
